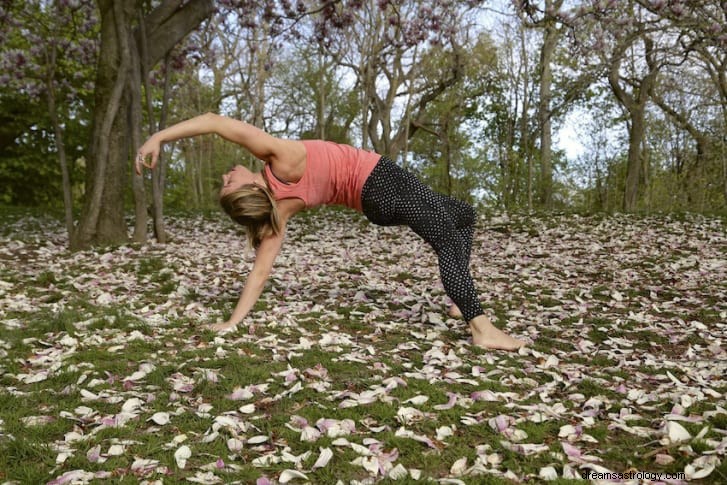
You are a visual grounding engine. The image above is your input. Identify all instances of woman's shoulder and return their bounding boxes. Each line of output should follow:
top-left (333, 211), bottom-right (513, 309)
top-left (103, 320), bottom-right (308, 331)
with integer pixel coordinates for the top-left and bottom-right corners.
top-left (269, 140), bottom-right (307, 180)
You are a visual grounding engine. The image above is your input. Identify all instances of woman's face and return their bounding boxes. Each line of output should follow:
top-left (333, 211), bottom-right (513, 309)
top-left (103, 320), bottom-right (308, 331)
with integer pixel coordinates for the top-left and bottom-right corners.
top-left (220, 165), bottom-right (257, 197)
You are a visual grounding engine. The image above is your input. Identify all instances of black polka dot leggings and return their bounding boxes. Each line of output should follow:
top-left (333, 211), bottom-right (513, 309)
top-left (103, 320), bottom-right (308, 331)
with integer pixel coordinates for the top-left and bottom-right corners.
top-left (361, 156), bottom-right (484, 321)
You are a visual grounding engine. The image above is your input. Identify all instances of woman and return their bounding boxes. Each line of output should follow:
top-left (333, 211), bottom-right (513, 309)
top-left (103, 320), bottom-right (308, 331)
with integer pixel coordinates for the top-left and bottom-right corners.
top-left (136, 113), bottom-right (525, 351)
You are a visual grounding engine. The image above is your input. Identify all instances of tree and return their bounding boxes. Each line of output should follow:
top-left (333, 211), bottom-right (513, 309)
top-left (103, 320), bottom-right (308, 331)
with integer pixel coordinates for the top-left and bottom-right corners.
top-left (72, 0), bottom-right (214, 249)
top-left (634, 0), bottom-right (727, 207)
top-left (408, 34), bottom-right (498, 201)
top-left (0, 0), bottom-right (98, 235)
top-left (516, 0), bottom-right (565, 209)
top-left (316, 0), bottom-right (480, 158)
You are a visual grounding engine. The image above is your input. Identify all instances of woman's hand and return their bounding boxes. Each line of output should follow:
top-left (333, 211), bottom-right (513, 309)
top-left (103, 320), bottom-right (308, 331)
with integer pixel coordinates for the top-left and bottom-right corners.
top-left (206, 320), bottom-right (238, 334)
top-left (135, 135), bottom-right (161, 175)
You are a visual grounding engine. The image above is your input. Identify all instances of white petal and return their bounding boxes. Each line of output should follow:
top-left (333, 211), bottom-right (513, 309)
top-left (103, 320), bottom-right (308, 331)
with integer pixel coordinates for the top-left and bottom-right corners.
top-left (247, 435), bottom-right (269, 445)
top-left (149, 412), bottom-right (170, 425)
top-left (450, 457), bottom-right (467, 476)
top-left (685, 456), bottom-right (720, 480)
top-left (350, 442), bottom-right (372, 456)
top-left (107, 444), bottom-right (125, 456)
top-left (278, 469), bottom-right (309, 483)
top-left (665, 421), bottom-right (691, 444)
top-left (227, 438), bottom-right (244, 452)
top-left (312, 447), bottom-right (333, 469)
top-left (86, 444), bottom-right (101, 463)
top-left (359, 456), bottom-right (380, 475)
top-left (300, 426), bottom-right (322, 442)
top-left (539, 466), bottom-right (558, 481)
top-left (436, 426), bottom-right (455, 441)
top-left (121, 398), bottom-right (144, 413)
top-left (388, 463), bottom-right (408, 480)
top-left (404, 395), bottom-right (429, 405)
top-left (238, 404), bottom-right (255, 414)
top-left (558, 424), bottom-right (577, 439)
top-left (396, 406), bottom-right (423, 425)
top-left (174, 445), bottom-right (191, 469)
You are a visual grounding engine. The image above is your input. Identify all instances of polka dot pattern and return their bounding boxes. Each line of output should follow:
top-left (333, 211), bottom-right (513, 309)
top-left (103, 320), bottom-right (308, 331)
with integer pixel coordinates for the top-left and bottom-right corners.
top-left (361, 157), bottom-right (483, 321)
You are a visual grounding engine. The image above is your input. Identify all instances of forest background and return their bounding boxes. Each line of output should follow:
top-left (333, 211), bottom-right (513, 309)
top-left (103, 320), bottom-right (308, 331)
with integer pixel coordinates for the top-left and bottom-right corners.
top-left (1, 0), bottom-right (725, 250)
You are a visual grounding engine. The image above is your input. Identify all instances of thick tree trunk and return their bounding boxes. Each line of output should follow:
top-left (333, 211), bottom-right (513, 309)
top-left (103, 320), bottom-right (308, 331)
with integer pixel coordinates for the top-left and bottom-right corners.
top-left (72, 0), bottom-right (132, 250)
top-left (72, 0), bottom-right (213, 250)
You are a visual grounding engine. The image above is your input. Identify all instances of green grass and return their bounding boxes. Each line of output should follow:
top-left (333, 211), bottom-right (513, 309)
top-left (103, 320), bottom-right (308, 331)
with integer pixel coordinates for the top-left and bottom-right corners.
top-left (1, 209), bottom-right (725, 483)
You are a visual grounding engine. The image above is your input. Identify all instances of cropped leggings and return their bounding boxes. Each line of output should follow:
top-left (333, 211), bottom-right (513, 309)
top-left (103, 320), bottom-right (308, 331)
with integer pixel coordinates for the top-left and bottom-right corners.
top-left (361, 157), bottom-right (484, 321)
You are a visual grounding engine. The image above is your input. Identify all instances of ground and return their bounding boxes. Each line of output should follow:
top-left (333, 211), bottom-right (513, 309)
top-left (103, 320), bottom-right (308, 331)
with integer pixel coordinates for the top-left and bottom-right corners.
top-left (0, 207), bottom-right (725, 484)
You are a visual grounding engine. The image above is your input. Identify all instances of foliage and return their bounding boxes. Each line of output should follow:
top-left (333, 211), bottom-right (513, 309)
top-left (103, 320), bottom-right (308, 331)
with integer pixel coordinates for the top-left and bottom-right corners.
top-left (0, 0), bottom-right (97, 206)
top-left (1, 0), bottom-right (726, 217)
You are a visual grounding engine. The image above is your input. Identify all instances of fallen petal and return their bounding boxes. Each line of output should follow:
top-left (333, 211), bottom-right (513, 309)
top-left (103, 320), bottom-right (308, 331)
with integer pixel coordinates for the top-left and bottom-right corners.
top-left (174, 445), bottom-right (191, 469)
top-left (278, 469), bottom-right (309, 483)
top-left (312, 447), bottom-right (333, 469)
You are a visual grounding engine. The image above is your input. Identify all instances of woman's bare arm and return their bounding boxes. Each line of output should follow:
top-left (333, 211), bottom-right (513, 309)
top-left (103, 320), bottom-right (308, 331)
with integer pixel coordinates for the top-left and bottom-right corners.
top-left (208, 223), bottom-right (286, 332)
top-left (207, 199), bottom-right (304, 332)
top-left (136, 112), bottom-right (304, 173)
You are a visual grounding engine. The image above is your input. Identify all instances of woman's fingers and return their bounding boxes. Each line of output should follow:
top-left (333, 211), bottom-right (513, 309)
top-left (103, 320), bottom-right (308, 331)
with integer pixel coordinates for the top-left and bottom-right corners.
top-left (134, 153), bottom-right (144, 175)
top-left (207, 321), bottom-right (237, 334)
top-left (134, 151), bottom-right (157, 174)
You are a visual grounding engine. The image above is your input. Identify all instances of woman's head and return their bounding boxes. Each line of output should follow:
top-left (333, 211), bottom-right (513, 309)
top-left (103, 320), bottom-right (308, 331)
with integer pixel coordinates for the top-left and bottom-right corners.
top-left (219, 166), bottom-right (280, 248)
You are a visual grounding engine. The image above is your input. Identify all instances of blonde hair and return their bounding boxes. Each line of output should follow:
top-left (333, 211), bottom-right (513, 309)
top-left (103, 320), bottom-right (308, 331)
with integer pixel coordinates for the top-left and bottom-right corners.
top-left (220, 183), bottom-right (281, 249)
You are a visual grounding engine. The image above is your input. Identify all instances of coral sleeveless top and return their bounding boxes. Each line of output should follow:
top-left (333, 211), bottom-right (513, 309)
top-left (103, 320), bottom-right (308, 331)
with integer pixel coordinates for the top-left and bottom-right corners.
top-left (264, 140), bottom-right (380, 212)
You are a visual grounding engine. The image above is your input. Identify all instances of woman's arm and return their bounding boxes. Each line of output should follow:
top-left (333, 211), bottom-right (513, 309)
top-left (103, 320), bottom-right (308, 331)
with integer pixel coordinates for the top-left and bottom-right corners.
top-left (136, 112), bottom-right (303, 174)
top-left (208, 223), bottom-right (286, 332)
top-left (207, 199), bottom-right (303, 332)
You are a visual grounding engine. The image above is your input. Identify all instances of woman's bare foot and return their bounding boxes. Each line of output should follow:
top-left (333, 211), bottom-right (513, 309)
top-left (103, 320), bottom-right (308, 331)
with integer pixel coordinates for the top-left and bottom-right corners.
top-left (447, 304), bottom-right (463, 318)
top-left (468, 315), bottom-right (525, 351)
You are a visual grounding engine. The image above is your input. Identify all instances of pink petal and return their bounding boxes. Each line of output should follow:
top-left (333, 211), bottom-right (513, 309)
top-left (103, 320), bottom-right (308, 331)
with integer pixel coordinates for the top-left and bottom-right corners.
top-left (562, 442), bottom-right (582, 458)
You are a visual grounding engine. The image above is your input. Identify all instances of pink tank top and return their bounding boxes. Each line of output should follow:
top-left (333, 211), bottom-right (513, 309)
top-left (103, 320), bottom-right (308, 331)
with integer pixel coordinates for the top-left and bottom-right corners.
top-left (264, 140), bottom-right (380, 212)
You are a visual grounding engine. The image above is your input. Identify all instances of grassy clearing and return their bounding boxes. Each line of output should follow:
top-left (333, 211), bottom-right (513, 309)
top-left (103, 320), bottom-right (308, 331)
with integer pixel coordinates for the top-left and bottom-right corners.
top-left (0, 209), bottom-right (725, 483)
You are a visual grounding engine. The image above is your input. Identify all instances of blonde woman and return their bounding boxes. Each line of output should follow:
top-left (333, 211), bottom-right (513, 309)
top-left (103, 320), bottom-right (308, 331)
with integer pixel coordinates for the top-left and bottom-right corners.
top-left (136, 113), bottom-right (525, 350)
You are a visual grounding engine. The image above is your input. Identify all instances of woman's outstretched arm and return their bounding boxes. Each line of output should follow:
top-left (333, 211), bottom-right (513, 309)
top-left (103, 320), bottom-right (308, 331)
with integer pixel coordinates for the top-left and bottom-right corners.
top-left (208, 223), bottom-right (286, 332)
top-left (136, 112), bottom-right (301, 174)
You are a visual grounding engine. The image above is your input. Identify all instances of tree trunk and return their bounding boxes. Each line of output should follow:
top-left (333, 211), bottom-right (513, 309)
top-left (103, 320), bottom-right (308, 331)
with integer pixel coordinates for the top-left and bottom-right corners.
top-left (139, 10), bottom-right (169, 244)
top-left (129, 11), bottom-right (148, 244)
top-left (72, 0), bottom-right (213, 250)
top-left (443, 116), bottom-right (452, 196)
top-left (607, 35), bottom-right (658, 212)
top-left (45, 42), bottom-right (74, 240)
top-left (623, 111), bottom-right (645, 211)
top-left (518, 24), bottom-right (531, 211)
top-left (153, 54), bottom-right (172, 243)
top-left (72, 0), bottom-right (133, 250)
top-left (537, 0), bottom-right (560, 209)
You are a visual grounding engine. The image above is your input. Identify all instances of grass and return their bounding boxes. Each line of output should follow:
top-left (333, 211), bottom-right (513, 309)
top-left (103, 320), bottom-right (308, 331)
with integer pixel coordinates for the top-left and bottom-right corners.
top-left (0, 209), bottom-right (725, 483)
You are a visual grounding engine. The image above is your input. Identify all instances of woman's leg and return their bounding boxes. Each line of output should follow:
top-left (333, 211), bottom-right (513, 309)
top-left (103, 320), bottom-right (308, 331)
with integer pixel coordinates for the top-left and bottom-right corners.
top-left (434, 194), bottom-right (475, 317)
top-left (362, 158), bottom-right (524, 350)
top-left (435, 193), bottom-right (475, 267)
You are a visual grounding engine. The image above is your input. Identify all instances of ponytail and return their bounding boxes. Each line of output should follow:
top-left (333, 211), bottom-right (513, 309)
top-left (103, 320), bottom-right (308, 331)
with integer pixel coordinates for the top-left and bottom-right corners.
top-left (220, 183), bottom-right (281, 249)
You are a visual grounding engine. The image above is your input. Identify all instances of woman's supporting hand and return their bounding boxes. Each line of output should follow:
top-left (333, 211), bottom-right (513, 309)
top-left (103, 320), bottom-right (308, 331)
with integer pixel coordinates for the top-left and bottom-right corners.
top-left (207, 320), bottom-right (238, 334)
top-left (135, 135), bottom-right (161, 175)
